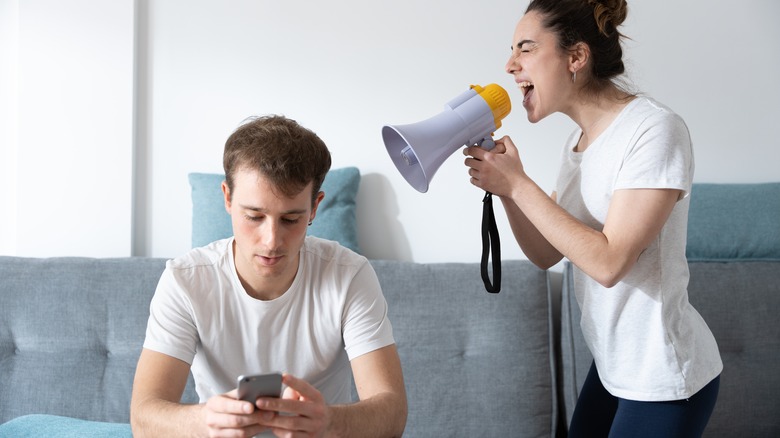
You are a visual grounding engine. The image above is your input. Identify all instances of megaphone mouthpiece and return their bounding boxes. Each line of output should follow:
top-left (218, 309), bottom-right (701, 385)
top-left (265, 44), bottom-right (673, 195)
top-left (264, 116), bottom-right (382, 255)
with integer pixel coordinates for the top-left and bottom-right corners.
top-left (382, 83), bottom-right (511, 192)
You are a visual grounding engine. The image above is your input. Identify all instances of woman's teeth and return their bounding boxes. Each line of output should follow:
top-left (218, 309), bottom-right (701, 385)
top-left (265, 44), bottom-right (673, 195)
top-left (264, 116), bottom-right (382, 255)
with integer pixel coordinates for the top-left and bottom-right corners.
top-left (519, 81), bottom-right (534, 103)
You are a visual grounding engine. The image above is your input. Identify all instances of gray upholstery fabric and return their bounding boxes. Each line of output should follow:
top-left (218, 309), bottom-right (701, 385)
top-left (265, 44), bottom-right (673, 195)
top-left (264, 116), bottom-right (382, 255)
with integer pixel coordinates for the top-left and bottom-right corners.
top-left (0, 257), bottom-right (198, 424)
top-left (0, 256), bottom-right (556, 437)
top-left (370, 260), bottom-right (557, 438)
top-left (559, 260), bottom-right (780, 437)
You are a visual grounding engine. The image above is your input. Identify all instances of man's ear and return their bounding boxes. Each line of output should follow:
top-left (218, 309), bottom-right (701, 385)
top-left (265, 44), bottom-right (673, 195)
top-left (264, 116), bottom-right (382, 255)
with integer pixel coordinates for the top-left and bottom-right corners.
top-left (569, 42), bottom-right (590, 75)
top-left (309, 191), bottom-right (325, 223)
top-left (221, 181), bottom-right (232, 214)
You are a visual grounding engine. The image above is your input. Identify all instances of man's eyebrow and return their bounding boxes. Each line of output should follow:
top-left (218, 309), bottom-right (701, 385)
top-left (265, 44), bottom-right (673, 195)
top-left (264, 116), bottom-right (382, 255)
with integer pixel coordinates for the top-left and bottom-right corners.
top-left (239, 204), bottom-right (308, 215)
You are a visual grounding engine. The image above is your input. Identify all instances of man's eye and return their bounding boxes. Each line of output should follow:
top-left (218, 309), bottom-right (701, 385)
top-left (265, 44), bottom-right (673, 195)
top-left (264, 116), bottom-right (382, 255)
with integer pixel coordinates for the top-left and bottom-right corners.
top-left (244, 215), bottom-right (262, 222)
top-left (282, 218), bottom-right (300, 224)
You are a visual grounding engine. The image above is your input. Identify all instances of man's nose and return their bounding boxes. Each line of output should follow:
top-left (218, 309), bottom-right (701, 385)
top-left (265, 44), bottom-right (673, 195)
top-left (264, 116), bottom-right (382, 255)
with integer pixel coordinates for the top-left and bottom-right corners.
top-left (261, 220), bottom-right (283, 247)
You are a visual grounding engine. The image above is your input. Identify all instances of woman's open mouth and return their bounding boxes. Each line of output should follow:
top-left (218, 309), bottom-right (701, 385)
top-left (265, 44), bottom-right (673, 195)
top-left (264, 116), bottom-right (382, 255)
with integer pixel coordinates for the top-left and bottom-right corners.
top-left (519, 81), bottom-right (535, 104)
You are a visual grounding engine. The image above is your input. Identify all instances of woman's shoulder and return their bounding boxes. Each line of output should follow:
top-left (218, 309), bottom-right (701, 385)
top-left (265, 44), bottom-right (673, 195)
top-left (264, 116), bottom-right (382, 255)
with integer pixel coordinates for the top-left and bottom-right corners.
top-left (621, 95), bottom-right (689, 135)
top-left (627, 96), bottom-right (684, 122)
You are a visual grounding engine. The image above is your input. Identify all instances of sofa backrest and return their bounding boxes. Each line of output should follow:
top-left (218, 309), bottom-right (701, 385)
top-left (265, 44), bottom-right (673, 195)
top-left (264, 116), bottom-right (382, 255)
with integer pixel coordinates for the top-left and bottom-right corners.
top-left (560, 260), bottom-right (780, 437)
top-left (370, 259), bottom-right (558, 438)
top-left (1, 256), bottom-right (558, 437)
top-left (0, 256), bottom-right (198, 424)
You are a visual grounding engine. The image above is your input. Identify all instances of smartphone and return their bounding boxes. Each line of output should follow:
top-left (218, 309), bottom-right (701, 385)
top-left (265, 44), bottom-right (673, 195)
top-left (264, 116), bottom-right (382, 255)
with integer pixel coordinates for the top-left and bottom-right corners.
top-left (236, 373), bottom-right (283, 403)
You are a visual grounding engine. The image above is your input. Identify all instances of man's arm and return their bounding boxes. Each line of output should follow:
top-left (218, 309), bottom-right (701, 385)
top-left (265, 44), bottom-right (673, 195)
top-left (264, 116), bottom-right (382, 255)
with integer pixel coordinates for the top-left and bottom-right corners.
top-left (130, 348), bottom-right (272, 438)
top-left (331, 344), bottom-right (407, 437)
top-left (255, 344), bottom-right (407, 438)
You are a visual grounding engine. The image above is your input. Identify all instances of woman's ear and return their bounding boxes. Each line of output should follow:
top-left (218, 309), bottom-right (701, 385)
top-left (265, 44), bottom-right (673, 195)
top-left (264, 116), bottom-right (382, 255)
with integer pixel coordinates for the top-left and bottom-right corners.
top-left (569, 42), bottom-right (590, 75)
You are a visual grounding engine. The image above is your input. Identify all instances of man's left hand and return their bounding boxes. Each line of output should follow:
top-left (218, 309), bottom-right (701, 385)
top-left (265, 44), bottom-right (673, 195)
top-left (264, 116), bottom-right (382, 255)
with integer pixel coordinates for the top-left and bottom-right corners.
top-left (254, 373), bottom-right (331, 438)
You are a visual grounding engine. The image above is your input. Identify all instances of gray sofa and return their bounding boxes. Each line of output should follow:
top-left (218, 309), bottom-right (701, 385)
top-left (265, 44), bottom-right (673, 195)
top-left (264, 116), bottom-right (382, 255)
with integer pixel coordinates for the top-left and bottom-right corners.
top-left (0, 257), bottom-right (559, 437)
top-left (1, 183), bottom-right (779, 437)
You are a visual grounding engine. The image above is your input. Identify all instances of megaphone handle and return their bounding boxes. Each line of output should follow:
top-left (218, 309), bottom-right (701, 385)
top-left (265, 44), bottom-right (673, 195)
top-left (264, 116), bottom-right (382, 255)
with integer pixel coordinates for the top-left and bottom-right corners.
top-left (481, 191), bottom-right (502, 293)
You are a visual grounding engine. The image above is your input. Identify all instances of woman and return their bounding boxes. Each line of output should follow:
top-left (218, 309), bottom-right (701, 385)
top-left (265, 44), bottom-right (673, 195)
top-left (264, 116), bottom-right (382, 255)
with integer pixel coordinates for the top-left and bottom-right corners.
top-left (463, 0), bottom-right (722, 436)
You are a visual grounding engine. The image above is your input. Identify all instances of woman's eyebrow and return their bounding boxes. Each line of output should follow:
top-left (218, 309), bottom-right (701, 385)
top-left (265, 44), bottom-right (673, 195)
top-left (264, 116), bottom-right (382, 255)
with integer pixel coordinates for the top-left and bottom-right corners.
top-left (515, 39), bottom-right (536, 50)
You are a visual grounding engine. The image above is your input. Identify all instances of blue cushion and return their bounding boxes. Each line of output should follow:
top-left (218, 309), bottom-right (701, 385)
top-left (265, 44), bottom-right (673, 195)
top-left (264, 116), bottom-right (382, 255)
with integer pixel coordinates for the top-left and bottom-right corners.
top-left (0, 414), bottom-right (131, 437)
top-left (189, 167), bottom-right (361, 253)
top-left (686, 183), bottom-right (780, 261)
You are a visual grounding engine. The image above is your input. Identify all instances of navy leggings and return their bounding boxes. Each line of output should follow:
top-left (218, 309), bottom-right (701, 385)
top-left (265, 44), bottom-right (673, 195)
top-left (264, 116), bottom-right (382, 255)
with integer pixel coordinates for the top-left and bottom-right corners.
top-left (568, 362), bottom-right (720, 438)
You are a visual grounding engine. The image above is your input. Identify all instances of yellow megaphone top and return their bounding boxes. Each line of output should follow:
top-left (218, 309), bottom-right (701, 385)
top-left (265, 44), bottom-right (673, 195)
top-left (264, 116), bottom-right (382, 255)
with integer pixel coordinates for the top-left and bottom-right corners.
top-left (471, 84), bottom-right (512, 130)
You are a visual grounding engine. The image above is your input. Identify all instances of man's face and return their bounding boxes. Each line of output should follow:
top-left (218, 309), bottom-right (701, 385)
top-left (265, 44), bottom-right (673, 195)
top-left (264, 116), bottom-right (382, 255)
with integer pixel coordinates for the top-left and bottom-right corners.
top-left (222, 168), bottom-right (322, 299)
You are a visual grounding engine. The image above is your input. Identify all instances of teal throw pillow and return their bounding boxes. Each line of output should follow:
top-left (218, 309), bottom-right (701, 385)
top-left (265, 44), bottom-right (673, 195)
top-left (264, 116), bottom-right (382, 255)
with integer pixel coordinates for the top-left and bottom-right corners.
top-left (188, 167), bottom-right (361, 253)
top-left (0, 414), bottom-right (132, 437)
top-left (686, 182), bottom-right (780, 261)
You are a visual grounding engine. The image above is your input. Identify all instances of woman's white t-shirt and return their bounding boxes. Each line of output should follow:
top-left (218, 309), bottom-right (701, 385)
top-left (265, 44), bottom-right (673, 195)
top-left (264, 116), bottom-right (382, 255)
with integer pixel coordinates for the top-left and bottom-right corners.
top-left (556, 96), bottom-right (722, 401)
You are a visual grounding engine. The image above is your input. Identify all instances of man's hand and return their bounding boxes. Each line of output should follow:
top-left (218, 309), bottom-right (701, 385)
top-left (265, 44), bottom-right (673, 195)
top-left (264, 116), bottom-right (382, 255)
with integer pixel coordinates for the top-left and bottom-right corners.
top-left (203, 389), bottom-right (277, 438)
top-left (253, 373), bottom-right (331, 438)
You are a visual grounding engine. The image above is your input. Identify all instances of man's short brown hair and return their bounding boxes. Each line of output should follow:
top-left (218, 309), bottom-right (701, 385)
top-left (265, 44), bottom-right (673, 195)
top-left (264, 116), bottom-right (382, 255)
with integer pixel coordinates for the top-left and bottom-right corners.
top-left (223, 115), bottom-right (332, 205)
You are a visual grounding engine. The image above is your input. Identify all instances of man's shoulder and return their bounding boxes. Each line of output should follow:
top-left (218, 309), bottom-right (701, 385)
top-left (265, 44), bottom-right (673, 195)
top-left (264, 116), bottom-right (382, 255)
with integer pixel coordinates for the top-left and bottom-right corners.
top-left (303, 236), bottom-right (367, 267)
top-left (166, 238), bottom-right (232, 273)
top-left (301, 236), bottom-right (374, 286)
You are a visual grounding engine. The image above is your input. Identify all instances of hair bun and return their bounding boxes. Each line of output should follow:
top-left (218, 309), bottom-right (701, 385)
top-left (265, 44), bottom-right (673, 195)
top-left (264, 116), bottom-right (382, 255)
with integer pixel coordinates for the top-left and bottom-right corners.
top-left (588, 0), bottom-right (628, 36)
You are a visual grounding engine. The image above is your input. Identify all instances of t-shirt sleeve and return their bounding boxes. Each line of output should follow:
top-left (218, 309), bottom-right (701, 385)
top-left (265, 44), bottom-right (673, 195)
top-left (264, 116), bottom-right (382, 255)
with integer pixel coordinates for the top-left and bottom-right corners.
top-left (614, 110), bottom-right (694, 198)
top-left (341, 261), bottom-right (395, 361)
top-left (142, 265), bottom-right (200, 365)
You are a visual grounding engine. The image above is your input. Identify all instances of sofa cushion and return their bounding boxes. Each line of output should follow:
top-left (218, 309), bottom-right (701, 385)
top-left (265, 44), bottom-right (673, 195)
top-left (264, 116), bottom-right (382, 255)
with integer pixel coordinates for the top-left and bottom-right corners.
top-left (0, 257), bottom-right (198, 424)
top-left (189, 167), bottom-right (361, 253)
top-left (687, 183), bottom-right (780, 261)
top-left (559, 261), bottom-right (780, 437)
top-left (370, 259), bottom-right (558, 437)
top-left (0, 414), bottom-right (131, 438)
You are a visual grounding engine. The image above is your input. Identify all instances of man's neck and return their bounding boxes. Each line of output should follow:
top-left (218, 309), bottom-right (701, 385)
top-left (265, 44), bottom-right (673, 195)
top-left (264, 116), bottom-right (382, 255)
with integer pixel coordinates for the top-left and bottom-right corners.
top-left (232, 240), bottom-right (299, 301)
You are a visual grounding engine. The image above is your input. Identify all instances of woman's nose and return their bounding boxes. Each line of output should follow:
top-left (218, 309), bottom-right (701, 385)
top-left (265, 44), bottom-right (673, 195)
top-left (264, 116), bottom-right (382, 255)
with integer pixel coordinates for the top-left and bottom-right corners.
top-left (505, 54), bottom-right (518, 75)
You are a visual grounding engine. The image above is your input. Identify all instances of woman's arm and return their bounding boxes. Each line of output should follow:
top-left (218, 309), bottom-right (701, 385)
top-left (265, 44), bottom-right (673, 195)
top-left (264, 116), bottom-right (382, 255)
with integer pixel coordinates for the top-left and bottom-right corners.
top-left (465, 136), bottom-right (680, 285)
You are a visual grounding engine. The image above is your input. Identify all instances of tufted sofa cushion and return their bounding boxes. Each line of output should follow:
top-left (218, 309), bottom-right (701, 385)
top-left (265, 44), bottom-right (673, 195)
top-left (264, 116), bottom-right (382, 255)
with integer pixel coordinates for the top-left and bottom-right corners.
top-left (0, 257), bottom-right (198, 424)
top-left (369, 260), bottom-right (558, 437)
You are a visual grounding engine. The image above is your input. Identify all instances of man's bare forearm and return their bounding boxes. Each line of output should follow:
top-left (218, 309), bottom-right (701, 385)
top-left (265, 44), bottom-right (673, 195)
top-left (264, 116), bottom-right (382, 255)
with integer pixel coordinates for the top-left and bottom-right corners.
top-left (131, 397), bottom-right (205, 438)
top-left (326, 392), bottom-right (407, 438)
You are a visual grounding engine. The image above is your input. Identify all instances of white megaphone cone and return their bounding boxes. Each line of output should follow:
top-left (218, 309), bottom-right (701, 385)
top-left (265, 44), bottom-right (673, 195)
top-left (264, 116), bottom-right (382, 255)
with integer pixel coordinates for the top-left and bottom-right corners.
top-left (382, 84), bottom-right (511, 192)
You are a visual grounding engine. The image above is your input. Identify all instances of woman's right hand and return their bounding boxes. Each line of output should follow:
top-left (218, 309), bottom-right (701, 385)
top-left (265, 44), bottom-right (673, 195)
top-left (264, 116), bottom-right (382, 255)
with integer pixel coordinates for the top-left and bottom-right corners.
top-left (463, 135), bottom-right (528, 198)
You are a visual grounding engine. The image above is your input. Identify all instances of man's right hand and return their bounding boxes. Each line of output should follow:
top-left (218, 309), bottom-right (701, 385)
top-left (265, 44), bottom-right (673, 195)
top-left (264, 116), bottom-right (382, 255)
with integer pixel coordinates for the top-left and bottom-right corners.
top-left (203, 389), bottom-right (276, 437)
top-left (131, 349), bottom-right (276, 438)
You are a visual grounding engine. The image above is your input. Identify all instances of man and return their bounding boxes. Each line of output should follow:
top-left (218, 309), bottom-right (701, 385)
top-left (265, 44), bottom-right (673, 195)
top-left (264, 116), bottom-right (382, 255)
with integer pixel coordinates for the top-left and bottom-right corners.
top-left (131, 115), bottom-right (407, 437)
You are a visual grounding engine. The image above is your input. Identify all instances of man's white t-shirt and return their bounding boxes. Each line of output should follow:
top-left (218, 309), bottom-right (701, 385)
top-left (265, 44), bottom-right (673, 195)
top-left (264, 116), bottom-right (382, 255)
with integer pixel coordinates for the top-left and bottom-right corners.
top-left (556, 96), bottom-right (722, 401)
top-left (143, 236), bottom-right (395, 404)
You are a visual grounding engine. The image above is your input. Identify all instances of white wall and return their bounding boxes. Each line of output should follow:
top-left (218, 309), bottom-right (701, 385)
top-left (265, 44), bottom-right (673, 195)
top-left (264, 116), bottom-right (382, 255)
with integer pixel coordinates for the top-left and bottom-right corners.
top-left (1, 0), bottom-right (134, 257)
top-left (0, 0), bottom-right (18, 255)
top-left (3, 0), bottom-right (779, 261)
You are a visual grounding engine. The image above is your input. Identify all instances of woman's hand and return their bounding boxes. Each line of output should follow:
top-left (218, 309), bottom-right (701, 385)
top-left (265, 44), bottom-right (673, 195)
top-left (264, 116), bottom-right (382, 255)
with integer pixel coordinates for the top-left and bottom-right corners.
top-left (463, 135), bottom-right (527, 198)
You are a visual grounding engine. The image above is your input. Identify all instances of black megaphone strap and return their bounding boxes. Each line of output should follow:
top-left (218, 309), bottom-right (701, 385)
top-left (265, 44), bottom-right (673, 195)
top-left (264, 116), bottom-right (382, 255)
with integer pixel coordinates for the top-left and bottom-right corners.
top-left (481, 191), bottom-right (501, 293)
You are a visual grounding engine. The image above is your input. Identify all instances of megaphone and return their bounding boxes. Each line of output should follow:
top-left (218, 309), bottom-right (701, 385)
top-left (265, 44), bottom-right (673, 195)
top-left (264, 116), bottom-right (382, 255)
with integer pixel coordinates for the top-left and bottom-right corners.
top-left (382, 84), bottom-right (512, 294)
top-left (382, 83), bottom-right (511, 193)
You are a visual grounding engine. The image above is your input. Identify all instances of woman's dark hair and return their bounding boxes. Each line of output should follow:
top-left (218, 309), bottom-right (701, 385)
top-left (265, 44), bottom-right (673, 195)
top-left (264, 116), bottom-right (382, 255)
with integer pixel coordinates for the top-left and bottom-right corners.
top-left (223, 115), bottom-right (331, 206)
top-left (526, 0), bottom-right (628, 93)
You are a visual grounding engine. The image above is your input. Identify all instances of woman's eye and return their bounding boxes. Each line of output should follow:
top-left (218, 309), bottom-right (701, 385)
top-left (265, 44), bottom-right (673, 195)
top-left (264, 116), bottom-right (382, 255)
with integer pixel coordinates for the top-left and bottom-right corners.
top-left (244, 215), bottom-right (262, 222)
top-left (282, 217), bottom-right (300, 225)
